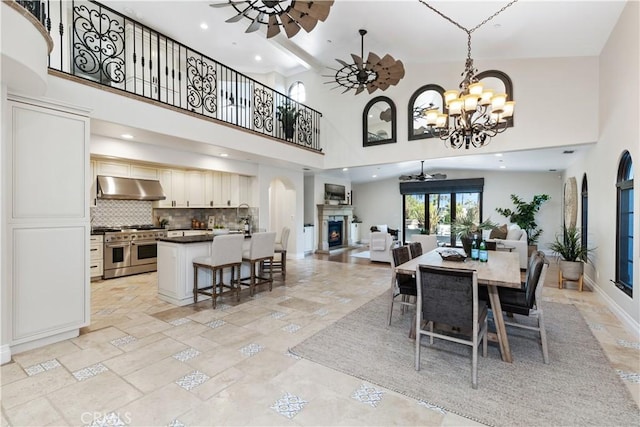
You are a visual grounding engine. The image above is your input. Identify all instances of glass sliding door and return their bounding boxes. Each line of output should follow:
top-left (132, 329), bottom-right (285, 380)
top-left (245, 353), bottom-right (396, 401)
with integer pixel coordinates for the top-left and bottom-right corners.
top-left (429, 194), bottom-right (451, 246)
top-left (403, 194), bottom-right (425, 243)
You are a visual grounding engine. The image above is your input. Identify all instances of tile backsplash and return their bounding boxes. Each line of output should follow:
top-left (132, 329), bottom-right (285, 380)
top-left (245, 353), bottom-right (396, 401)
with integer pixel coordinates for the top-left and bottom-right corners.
top-left (154, 207), bottom-right (258, 230)
top-left (92, 200), bottom-right (153, 227)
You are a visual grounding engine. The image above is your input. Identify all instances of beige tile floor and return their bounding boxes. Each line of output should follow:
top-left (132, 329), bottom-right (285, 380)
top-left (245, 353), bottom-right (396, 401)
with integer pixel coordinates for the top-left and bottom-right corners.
top-left (1, 253), bottom-right (639, 426)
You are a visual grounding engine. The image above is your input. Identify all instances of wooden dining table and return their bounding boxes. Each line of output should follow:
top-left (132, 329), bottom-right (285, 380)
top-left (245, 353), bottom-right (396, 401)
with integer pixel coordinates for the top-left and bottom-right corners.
top-left (396, 248), bottom-right (521, 363)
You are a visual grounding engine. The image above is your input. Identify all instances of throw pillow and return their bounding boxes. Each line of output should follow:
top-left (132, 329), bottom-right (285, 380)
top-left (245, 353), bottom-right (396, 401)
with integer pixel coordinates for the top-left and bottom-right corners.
top-left (489, 224), bottom-right (508, 239)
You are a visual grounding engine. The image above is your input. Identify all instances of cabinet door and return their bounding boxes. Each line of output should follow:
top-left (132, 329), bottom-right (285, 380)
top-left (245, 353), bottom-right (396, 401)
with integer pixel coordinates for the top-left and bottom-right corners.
top-left (155, 169), bottom-right (173, 208)
top-left (228, 174), bottom-right (240, 207)
top-left (220, 173), bottom-right (232, 207)
top-left (238, 175), bottom-right (253, 206)
top-left (171, 170), bottom-right (186, 207)
top-left (204, 171), bottom-right (214, 207)
top-left (185, 171), bottom-right (206, 207)
top-left (130, 165), bottom-right (158, 180)
top-left (212, 171), bottom-right (224, 207)
top-left (96, 160), bottom-right (130, 177)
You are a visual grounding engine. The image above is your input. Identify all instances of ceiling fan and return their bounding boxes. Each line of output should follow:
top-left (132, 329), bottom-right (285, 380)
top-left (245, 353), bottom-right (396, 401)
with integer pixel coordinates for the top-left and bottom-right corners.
top-left (210, 0), bottom-right (334, 39)
top-left (399, 161), bottom-right (447, 181)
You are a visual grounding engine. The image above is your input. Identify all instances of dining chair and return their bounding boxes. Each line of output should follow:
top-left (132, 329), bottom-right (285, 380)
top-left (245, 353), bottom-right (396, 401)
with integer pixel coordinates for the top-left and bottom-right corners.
top-left (415, 265), bottom-right (488, 389)
top-left (192, 233), bottom-right (244, 309)
top-left (239, 231), bottom-right (276, 297)
top-left (262, 227), bottom-right (290, 280)
top-left (498, 251), bottom-right (550, 363)
top-left (408, 241), bottom-right (423, 258)
top-left (388, 245), bottom-right (416, 326)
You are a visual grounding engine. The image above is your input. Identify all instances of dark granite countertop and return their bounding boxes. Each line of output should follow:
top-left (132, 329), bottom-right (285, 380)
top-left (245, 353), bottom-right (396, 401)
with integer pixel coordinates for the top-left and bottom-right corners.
top-left (158, 235), bottom-right (214, 244)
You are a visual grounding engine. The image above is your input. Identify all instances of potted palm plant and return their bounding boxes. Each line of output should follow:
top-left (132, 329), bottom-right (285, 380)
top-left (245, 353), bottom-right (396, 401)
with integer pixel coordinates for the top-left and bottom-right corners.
top-left (276, 103), bottom-right (300, 139)
top-left (452, 211), bottom-right (496, 257)
top-left (549, 225), bottom-right (594, 282)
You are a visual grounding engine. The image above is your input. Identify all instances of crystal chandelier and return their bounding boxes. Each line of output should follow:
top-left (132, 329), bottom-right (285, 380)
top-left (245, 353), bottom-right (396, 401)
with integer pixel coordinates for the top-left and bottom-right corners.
top-left (419, 0), bottom-right (518, 149)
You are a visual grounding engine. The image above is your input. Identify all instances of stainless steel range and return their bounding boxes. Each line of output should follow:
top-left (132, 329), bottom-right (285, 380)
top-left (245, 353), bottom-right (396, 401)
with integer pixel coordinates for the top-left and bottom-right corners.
top-left (103, 227), bottom-right (167, 279)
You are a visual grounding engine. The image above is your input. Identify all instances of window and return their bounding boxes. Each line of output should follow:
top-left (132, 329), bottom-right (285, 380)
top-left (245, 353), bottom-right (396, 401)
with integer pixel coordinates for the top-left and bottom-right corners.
top-left (401, 178), bottom-right (484, 246)
top-left (616, 151), bottom-right (633, 297)
top-left (581, 174), bottom-right (588, 254)
top-left (288, 81), bottom-right (305, 103)
top-left (407, 84), bottom-right (445, 141)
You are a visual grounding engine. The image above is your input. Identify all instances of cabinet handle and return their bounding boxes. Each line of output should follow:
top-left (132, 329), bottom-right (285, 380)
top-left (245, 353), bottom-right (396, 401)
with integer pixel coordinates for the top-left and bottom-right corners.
top-left (90, 265), bottom-right (98, 269)
top-left (187, 201), bottom-right (190, 207)
top-left (90, 248), bottom-right (98, 252)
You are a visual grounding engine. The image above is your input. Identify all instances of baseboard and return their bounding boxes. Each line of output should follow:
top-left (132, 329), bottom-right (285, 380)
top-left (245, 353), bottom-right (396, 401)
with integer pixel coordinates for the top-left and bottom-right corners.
top-left (0, 344), bottom-right (11, 365)
top-left (586, 276), bottom-right (640, 339)
top-left (10, 329), bottom-right (80, 356)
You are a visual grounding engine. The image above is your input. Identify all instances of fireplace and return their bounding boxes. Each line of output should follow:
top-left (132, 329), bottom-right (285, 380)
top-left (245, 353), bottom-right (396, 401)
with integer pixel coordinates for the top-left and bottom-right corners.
top-left (316, 204), bottom-right (353, 253)
top-left (328, 220), bottom-right (343, 247)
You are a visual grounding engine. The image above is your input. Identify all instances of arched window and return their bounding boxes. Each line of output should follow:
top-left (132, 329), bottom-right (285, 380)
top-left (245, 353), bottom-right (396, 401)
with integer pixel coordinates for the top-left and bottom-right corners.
top-left (616, 151), bottom-right (634, 297)
top-left (475, 70), bottom-right (515, 128)
top-left (407, 84), bottom-right (445, 141)
top-left (581, 174), bottom-right (588, 254)
top-left (288, 81), bottom-right (305, 103)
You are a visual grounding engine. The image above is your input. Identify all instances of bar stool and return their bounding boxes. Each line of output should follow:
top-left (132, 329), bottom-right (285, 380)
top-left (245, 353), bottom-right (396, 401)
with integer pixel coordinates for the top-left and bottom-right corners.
top-left (263, 227), bottom-right (290, 280)
top-left (239, 232), bottom-right (276, 296)
top-left (192, 234), bottom-right (244, 308)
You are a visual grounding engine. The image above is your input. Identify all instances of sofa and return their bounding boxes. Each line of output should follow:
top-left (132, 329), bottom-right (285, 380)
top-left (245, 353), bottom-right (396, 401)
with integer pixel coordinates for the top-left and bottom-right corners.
top-left (369, 231), bottom-right (394, 263)
top-left (485, 223), bottom-right (529, 269)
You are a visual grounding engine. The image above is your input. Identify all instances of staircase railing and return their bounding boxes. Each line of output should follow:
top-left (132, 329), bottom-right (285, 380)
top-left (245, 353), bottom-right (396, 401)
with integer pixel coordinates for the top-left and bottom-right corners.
top-left (16, 0), bottom-right (322, 152)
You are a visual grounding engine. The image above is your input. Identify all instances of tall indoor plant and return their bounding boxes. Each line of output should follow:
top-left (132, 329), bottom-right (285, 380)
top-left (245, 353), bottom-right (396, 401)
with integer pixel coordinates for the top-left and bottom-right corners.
top-left (549, 225), bottom-right (594, 284)
top-left (276, 103), bottom-right (300, 139)
top-left (495, 194), bottom-right (550, 250)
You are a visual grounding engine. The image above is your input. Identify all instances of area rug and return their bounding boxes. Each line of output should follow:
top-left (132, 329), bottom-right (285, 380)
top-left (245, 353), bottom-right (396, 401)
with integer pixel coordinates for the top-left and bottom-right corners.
top-left (291, 292), bottom-right (639, 427)
top-left (350, 251), bottom-right (370, 259)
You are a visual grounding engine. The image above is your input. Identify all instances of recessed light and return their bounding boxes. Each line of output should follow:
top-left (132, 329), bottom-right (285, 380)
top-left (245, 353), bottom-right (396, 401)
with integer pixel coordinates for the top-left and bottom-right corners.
top-left (343, 168), bottom-right (348, 171)
top-left (200, 22), bottom-right (208, 30)
top-left (372, 174), bottom-right (377, 178)
top-left (220, 153), bottom-right (229, 157)
top-left (254, 55), bottom-right (262, 62)
top-left (499, 165), bottom-right (506, 169)
top-left (549, 169), bottom-right (557, 172)
top-left (495, 153), bottom-right (503, 157)
top-left (121, 134), bottom-right (133, 139)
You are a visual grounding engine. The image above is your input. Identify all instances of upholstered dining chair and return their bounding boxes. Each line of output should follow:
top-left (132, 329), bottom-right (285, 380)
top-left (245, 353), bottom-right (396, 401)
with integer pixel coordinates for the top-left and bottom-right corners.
top-left (262, 227), bottom-right (290, 280)
top-left (415, 265), bottom-right (488, 389)
top-left (192, 233), bottom-right (244, 309)
top-left (498, 251), bottom-right (550, 363)
top-left (388, 245), bottom-right (416, 326)
top-left (239, 231), bottom-right (276, 297)
top-left (408, 241), bottom-right (423, 258)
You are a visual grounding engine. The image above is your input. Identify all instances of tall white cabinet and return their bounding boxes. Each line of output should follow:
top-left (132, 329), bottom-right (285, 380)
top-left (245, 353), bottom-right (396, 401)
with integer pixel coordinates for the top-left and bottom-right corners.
top-left (3, 95), bottom-right (90, 360)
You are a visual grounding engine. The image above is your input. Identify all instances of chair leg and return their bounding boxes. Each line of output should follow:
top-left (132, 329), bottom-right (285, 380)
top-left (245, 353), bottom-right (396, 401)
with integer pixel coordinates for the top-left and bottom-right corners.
top-left (268, 256), bottom-right (273, 291)
top-left (415, 328), bottom-right (421, 371)
top-left (388, 289), bottom-right (395, 326)
top-left (429, 321), bottom-right (434, 345)
top-left (250, 261), bottom-right (256, 297)
top-left (538, 308), bottom-right (550, 364)
top-left (193, 265), bottom-right (198, 304)
top-left (472, 343), bottom-right (478, 389)
top-left (235, 265), bottom-right (241, 302)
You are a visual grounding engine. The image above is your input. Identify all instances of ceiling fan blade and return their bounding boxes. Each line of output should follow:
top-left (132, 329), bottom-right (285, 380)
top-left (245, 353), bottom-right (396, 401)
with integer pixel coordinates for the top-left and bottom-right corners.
top-left (225, 8), bottom-right (250, 23)
top-left (280, 12), bottom-right (302, 38)
top-left (245, 12), bottom-right (264, 32)
top-left (351, 54), bottom-right (364, 70)
top-left (335, 58), bottom-right (351, 68)
top-left (287, 8), bottom-right (318, 33)
top-left (209, 1), bottom-right (243, 8)
top-left (293, 1), bottom-right (332, 21)
top-left (266, 14), bottom-right (280, 38)
top-left (366, 52), bottom-right (381, 69)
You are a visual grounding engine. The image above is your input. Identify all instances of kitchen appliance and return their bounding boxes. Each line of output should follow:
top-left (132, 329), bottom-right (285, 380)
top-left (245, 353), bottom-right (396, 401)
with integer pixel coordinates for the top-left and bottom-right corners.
top-left (97, 176), bottom-right (166, 201)
top-left (103, 226), bottom-right (167, 279)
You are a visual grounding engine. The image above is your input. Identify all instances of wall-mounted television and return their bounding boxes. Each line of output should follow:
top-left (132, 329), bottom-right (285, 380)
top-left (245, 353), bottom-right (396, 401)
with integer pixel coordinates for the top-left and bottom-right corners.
top-left (325, 183), bottom-right (346, 202)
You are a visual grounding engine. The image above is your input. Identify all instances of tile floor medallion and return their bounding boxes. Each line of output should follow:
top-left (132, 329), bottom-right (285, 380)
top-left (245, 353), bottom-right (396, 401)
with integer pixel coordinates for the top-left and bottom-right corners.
top-left (351, 383), bottom-right (385, 408)
top-left (270, 392), bottom-right (308, 419)
top-left (1, 255), bottom-right (637, 427)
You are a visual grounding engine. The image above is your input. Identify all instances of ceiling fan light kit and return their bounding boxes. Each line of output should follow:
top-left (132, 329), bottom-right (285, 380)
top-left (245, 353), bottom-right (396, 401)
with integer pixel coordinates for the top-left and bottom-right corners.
top-left (210, 0), bottom-right (335, 39)
top-left (419, 0), bottom-right (518, 149)
top-left (327, 29), bottom-right (405, 95)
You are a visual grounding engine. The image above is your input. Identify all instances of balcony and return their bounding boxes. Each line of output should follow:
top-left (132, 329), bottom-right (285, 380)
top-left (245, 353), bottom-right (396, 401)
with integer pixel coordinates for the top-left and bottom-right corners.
top-left (16, 0), bottom-right (322, 152)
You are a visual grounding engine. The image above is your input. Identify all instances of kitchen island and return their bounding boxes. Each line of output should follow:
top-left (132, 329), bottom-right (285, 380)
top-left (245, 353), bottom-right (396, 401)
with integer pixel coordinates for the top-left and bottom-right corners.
top-left (157, 234), bottom-right (249, 306)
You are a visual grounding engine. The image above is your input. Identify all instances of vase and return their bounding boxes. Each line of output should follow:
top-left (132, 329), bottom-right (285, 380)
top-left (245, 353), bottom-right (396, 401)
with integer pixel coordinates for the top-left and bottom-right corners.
top-left (559, 260), bottom-right (583, 281)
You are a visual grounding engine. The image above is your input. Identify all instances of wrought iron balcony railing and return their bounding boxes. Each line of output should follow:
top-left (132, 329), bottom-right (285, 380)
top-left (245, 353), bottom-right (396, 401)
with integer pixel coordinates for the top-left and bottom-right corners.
top-left (16, 0), bottom-right (322, 152)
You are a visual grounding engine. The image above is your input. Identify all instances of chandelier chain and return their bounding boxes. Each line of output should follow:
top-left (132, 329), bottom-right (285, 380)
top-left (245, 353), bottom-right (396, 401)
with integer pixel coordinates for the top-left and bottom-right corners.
top-left (418, 0), bottom-right (518, 59)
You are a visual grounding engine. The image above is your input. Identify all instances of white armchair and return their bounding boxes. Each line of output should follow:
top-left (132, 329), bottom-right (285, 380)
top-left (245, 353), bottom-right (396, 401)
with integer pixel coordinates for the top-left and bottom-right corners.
top-left (369, 231), bottom-right (394, 263)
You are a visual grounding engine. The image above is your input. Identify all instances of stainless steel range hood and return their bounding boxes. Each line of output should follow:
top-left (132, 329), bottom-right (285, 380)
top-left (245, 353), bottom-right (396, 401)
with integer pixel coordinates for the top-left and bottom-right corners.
top-left (97, 175), bottom-right (166, 201)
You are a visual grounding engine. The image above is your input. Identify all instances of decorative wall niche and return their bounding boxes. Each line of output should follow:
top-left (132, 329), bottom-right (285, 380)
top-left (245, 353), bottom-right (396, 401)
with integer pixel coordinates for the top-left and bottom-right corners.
top-left (363, 96), bottom-right (396, 147)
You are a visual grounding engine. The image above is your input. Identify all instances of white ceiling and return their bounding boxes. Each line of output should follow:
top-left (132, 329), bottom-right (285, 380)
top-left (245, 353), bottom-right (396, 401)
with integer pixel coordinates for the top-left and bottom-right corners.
top-left (95, 0), bottom-right (626, 180)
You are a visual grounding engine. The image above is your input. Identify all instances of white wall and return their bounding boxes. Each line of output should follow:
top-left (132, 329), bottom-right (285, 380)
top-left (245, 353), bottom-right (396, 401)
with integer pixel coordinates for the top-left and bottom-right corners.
top-left (353, 170), bottom-right (563, 249)
top-left (290, 55), bottom-right (599, 171)
top-left (564, 0), bottom-right (639, 330)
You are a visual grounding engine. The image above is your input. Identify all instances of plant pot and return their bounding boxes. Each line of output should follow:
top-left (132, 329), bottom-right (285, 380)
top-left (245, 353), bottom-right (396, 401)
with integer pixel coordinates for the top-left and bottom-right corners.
top-left (559, 260), bottom-right (583, 281)
top-left (528, 244), bottom-right (538, 256)
top-left (461, 237), bottom-right (475, 258)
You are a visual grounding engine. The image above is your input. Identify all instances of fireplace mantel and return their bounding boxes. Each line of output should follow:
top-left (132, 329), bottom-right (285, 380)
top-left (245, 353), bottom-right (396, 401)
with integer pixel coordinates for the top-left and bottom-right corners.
top-left (317, 204), bottom-right (354, 253)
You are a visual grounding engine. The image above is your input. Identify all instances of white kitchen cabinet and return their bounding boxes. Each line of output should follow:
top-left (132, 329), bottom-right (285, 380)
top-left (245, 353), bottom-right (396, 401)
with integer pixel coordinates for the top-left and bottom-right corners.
top-left (89, 235), bottom-right (103, 279)
top-left (238, 175), bottom-right (252, 206)
top-left (171, 170), bottom-right (186, 207)
top-left (304, 226), bottom-right (314, 253)
top-left (156, 169), bottom-right (174, 208)
top-left (96, 160), bottom-right (130, 178)
top-left (228, 173), bottom-right (240, 207)
top-left (185, 171), bottom-right (206, 207)
top-left (130, 165), bottom-right (158, 180)
top-left (183, 230), bottom-right (211, 236)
